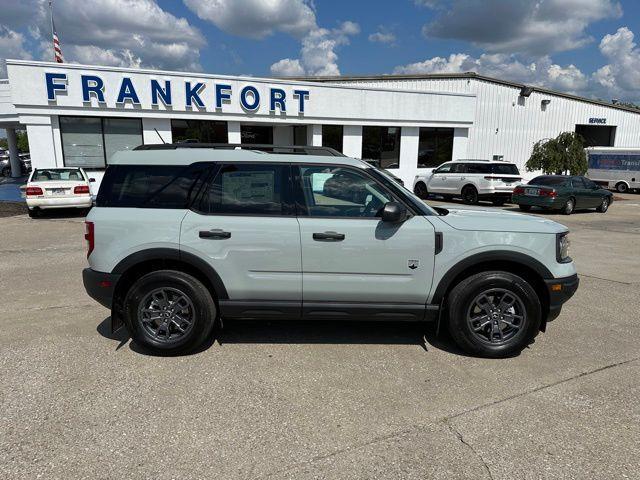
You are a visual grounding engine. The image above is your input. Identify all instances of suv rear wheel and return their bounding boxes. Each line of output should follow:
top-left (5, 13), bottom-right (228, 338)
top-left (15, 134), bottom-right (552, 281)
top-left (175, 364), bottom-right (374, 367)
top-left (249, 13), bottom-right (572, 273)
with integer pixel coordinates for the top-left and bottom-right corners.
top-left (125, 270), bottom-right (217, 354)
top-left (447, 271), bottom-right (542, 358)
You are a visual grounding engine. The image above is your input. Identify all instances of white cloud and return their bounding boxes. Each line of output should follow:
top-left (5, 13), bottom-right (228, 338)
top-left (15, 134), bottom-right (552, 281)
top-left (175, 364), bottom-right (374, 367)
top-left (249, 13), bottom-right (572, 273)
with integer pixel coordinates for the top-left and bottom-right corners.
top-left (0, 0), bottom-right (205, 72)
top-left (184, 0), bottom-right (317, 39)
top-left (593, 27), bottom-right (640, 98)
top-left (423, 0), bottom-right (622, 56)
top-left (369, 31), bottom-right (396, 44)
top-left (271, 21), bottom-right (360, 76)
top-left (393, 52), bottom-right (588, 94)
top-left (0, 26), bottom-right (32, 77)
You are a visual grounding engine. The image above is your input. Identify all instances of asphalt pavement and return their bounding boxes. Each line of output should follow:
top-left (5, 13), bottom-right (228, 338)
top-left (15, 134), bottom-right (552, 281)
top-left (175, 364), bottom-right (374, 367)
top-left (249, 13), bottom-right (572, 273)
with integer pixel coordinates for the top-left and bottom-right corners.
top-left (1, 194), bottom-right (639, 479)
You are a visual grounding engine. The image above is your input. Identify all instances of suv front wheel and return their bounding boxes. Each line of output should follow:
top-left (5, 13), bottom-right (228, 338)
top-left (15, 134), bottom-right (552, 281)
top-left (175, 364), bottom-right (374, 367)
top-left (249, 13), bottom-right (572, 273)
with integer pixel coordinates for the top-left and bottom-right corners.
top-left (447, 271), bottom-right (542, 358)
top-left (125, 270), bottom-right (217, 354)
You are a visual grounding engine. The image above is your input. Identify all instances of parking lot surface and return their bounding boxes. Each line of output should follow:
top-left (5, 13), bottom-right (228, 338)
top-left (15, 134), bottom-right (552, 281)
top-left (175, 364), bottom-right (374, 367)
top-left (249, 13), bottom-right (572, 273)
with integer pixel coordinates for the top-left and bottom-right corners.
top-left (1, 196), bottom-right (639, 479)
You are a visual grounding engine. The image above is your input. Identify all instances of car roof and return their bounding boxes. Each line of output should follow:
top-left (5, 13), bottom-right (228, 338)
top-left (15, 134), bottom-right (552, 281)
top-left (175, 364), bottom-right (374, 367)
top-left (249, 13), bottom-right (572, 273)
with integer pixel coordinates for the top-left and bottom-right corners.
top-left (452, 159), bottom-right (515, 164)
top-left (109, 148), bottom-right (369, 167)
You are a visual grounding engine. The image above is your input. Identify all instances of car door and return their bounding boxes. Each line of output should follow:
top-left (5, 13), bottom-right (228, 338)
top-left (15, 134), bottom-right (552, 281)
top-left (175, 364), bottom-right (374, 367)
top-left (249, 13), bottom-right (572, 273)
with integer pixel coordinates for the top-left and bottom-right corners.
top-left (294, 164), bottom-right (436, 319)
top-left (180, 162), bottom-right (302, 315)
top-left (581, 177), bottom-right (606, 207)
top-left (570, 177), bottom-right (593, 208)
top-left (428, 163), bottom-right (453, 194)
top-left (447, 162), bottom-right (468, 194)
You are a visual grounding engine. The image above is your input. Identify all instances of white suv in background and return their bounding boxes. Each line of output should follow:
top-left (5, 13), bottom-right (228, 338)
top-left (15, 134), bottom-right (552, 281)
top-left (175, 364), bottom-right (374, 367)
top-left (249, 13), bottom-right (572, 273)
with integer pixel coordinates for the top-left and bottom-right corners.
top-left (413, 160), bottom-right (522, 205)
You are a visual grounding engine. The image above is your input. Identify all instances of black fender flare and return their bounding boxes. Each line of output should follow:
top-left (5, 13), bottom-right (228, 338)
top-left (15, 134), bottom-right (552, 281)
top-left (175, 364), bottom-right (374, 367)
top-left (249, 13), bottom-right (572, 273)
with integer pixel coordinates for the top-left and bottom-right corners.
top-left (112, 247), bottom-right (229, 299)
top-left (430, 250), bottom-right (553, 305)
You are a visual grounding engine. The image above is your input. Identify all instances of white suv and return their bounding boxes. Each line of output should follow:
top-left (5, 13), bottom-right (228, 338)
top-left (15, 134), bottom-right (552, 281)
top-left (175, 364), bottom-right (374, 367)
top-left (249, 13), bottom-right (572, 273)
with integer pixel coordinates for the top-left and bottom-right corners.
top-left (413, 160), bottom-right (522, 205)
top-left (83, 145), bottom-right (578, 358)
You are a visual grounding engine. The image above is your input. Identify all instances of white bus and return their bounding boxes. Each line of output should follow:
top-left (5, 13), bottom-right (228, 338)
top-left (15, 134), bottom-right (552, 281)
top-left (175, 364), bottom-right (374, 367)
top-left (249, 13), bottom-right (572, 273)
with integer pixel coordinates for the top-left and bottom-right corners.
top-left (586, 147), bottom-right (640, 193)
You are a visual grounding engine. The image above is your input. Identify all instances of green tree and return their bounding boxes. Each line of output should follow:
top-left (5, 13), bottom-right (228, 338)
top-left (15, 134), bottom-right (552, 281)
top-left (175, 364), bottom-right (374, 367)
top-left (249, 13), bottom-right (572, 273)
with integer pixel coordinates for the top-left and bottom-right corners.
top-left (526, 132), bottom-right (587, 175)
top-left (0, 130), bottom-right (29, 153)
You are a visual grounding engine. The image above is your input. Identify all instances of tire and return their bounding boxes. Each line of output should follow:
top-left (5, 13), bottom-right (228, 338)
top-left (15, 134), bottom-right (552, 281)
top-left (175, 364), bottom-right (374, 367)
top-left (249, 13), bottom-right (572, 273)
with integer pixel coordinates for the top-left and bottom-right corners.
top-left (461, 185), bottom-right (479, 205)
top-left (615, 182), bottom-right (628, 194)
top-left (561, 197), bottom-right (575, 215)
top-left (1, 166), bottom-right (10, 177)
top-left (447, 271), bottom-right (542, 358)
top-left (596, 196), bottom-right (610, 213)
top-left (518, 204), bottom-right (531, 211)
top-left (27, 208), bottom-right (40, 218)
top-left (414, 181), bottom-right (429, 199)
top-left (124, 270), bottom-right (217, 354)
top-left (492, 197), bottom-right (507, 206)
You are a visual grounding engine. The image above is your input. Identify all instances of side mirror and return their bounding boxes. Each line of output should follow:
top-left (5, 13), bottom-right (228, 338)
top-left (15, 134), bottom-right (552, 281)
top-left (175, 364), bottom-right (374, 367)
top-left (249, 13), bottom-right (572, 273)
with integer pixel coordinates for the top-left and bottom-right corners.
top-left (89, 178), bottom-right (96, 182)
top-left (381, 201), bottom-right (408, 223)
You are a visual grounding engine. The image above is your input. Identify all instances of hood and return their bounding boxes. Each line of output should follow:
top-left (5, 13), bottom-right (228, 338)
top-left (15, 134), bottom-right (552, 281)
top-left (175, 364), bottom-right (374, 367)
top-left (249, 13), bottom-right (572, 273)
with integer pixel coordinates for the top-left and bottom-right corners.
top-left (439, 207), bottom-right (567, 234)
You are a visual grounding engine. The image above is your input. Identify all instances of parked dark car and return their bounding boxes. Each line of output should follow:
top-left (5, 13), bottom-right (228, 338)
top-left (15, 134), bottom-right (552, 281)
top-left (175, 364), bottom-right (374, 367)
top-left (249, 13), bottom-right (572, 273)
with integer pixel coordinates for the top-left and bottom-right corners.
top-left (512, 175), bottom-right (613, 215)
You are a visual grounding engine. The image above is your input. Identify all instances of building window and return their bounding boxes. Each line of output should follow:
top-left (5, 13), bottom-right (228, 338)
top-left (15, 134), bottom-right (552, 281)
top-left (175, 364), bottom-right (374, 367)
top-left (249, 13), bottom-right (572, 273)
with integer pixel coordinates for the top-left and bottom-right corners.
top-left (293, 125), bottom-right (308, 146)
top-left (361, 126), bottom-right (401, 169)
top-left (322, 125), bottom-right (343, 153)
top-left (171, 119), bottom-right (228, 143)
top-left (417, 128), bottom-right (454, 168)
top-left (241, 125), bottom-right (273, 144)
top-left (60, 116), bottom-right (142, 168)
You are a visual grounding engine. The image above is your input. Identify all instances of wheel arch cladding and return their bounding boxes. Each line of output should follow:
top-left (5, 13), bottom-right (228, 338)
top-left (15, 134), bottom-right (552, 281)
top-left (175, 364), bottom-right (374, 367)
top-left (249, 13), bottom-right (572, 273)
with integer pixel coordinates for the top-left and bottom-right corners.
top-left (111, 248), bottom-right (229, 305)
top-left (432, 251), bottom-right (551, 322)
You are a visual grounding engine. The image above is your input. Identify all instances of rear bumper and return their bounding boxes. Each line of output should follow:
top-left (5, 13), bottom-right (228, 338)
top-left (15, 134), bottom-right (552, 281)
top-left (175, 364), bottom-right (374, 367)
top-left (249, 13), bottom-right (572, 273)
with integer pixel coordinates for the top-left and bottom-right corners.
top-left (545, 274), bottom-right (579, 321)
top-left (82, 268), bottom-right (120, 309)
top-left (27, 196), bottom-right (92, 209)
top-left (512, 194), bottom-right (565, 208)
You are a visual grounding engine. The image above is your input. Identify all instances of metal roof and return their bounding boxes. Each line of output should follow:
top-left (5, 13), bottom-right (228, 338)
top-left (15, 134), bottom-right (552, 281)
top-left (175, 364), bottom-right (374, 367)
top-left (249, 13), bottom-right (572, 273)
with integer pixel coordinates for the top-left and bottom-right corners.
top-left (288, 72), bottom-right (640, 115)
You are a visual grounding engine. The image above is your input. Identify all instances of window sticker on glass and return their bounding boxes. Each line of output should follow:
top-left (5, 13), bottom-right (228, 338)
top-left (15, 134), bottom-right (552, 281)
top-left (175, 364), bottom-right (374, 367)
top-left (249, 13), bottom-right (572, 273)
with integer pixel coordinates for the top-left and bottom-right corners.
top-left (222, 171), bottom-right (275, 203)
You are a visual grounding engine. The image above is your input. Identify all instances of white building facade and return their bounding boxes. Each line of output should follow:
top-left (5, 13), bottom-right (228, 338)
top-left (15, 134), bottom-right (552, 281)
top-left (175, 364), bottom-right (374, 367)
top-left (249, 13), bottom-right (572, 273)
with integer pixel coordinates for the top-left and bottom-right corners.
top-left (2, 60), bottom-right (640, 187)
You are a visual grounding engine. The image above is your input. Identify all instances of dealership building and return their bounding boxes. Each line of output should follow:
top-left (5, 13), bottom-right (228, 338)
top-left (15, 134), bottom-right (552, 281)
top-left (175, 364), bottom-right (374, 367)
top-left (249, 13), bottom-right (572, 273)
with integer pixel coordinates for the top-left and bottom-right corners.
top-left (2, 59), bottom-right (640, 187)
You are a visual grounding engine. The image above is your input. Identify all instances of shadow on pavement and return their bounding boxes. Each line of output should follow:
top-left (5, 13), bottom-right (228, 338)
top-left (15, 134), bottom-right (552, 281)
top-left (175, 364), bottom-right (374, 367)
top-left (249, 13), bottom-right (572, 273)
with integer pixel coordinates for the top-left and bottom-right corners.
top-left (97, 317), bottom-right (475, 357)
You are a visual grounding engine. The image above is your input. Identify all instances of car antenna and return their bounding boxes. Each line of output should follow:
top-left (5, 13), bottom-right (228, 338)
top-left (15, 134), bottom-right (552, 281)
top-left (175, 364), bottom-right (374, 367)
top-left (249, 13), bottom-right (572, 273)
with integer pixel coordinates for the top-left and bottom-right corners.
top-left (154, 128), bottom-right (166, 144)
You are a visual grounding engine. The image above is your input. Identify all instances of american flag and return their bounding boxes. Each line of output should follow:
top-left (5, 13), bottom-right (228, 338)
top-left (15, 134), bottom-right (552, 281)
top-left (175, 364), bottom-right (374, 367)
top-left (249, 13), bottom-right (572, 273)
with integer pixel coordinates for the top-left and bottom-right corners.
top-left (50, 1), bottom-right (64, 63)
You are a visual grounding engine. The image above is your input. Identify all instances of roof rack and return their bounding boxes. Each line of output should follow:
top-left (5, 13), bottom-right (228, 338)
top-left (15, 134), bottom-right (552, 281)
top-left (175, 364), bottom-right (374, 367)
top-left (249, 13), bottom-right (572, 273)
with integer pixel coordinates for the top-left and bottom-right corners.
top-left (134, 143), bottom-right (345, 157)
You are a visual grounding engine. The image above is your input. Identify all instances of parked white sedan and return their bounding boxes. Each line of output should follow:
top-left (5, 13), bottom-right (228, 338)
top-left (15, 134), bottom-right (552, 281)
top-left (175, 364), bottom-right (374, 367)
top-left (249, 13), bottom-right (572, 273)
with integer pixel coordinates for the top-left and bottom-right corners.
top-left (24, 167), bottom-right (93, 217)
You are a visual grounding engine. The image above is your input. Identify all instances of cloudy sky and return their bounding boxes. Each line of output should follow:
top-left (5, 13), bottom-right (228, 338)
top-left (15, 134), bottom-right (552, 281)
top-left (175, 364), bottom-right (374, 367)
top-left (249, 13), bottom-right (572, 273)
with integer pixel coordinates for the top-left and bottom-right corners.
top-left (1, 0), bottom-right (640, 103)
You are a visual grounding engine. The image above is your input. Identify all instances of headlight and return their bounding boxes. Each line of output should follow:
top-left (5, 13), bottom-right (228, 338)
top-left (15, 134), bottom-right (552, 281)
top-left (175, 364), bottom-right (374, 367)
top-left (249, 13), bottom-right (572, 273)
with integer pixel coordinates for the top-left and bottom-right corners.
top-left (556, 232), bottom-right (571, 263)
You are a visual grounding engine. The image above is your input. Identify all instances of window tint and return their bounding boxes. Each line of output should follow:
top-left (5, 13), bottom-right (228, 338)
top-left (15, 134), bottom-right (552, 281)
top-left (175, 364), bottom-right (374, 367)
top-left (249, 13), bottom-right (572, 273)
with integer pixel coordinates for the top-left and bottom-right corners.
top-left (572, 177), bottom-right (587, 188)
top-left (529, 176), bottom-right (569, 186)
top-left (96, 164), bottom-right (208, 208)
top-left (582, 177), bottom-right (598, 189)
top-left (465, 163), bottom-right (491, 174)
top-left (490, 164), bottom-right (520, 175)
top-left (296, 165), bottom-right (393, 218)
top-left (199, 163), bottom-right (288, 215)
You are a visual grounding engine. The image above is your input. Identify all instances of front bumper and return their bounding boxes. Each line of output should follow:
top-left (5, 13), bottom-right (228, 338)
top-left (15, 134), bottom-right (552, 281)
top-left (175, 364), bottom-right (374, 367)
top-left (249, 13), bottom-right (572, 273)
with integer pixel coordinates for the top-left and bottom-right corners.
top-left (82, 268), bottom-right (120, 309)
top-left (545, 274), bottom-right (579, 321)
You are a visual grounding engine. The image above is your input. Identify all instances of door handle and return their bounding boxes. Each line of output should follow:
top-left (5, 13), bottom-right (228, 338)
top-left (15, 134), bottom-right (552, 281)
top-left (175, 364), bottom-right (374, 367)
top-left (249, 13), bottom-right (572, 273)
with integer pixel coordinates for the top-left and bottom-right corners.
top-left (199, 229), bottom-right (231, 239)
top-left (313, 231), bottom-right (345, 241)
top-left (460, 177), bottom-right (466, 180)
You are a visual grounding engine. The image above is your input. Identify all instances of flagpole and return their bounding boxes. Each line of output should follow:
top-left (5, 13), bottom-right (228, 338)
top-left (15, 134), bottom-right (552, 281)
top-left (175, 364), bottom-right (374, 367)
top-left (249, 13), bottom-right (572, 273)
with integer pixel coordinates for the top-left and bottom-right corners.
top-left (49, 0), bottom-right (56, 62)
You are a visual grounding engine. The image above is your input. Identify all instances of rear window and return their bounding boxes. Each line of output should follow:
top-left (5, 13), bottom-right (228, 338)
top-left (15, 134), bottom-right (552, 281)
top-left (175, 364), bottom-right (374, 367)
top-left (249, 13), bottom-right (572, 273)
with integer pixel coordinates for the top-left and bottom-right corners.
top-left (529, 176), bottom-right (568, 186)
top-left (32, 168), bottom-right (84, 182)
top-left (96, 163), bottom-right (209, 208)
top-left (490, 164), bottom-right (519, 175)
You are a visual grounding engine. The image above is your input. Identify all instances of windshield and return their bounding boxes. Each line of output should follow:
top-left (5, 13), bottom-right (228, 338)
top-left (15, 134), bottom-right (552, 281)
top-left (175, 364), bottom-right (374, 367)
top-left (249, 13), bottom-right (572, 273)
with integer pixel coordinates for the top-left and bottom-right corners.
top-left (32, 169), bottom-right (84, 182)
top-left (366, 164), bottom-right (437, 216)
top-left (529, 176), bottom-right (568, 186)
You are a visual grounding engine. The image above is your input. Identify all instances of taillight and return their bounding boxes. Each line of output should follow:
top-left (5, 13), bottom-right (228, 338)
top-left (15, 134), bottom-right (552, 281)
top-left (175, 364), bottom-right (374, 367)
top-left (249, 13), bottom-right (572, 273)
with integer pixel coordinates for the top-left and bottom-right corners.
top-left (74, 185), bottom-right (90, 194)
top-left (26, 186), bottom-right (43, 196)
top-left (84, 221), bottom-right (94, 258)
top-left (513, 186), bottom-right (525, 195)
top-left (540, 189), bottom-right (557, 198)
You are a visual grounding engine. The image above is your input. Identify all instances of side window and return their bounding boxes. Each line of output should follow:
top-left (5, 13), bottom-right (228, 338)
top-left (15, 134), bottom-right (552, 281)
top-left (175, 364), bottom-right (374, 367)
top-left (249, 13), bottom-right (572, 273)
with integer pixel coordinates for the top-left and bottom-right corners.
top-left (583, 178), bottom-right (598, 189)
top-left (199, 163), bottom-right (290, 215)
top-left (451, 163), bottom-right (466, 173)
top-left (296, 165), bottom-right (394, 218)
top-left (572, 177), bottom-right (586, 189)
top-left (465, 163), bottom-right (490, 174)
top-left (434, 163), bottom-right (452, 174)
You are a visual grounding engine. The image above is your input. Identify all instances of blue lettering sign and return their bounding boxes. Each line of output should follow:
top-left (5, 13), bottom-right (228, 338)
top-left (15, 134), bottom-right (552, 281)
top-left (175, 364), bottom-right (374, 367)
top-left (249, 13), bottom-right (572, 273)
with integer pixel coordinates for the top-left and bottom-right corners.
top-left (151, 80), bottom-right (172, 106)
top-left (589, 118), bottom-right (607, 124)
top-left (116, 77), bottom-right (140, 104)
top-left (270, 88), bottom-right (286, 112)
top-left (240, 85), bottom-right (260, 111)
top-left (215, 84), bottom-right (232, 109)
top-left (293, 89), bottom-right (309, 113)
top-left (45, 72), bottom-right (67, 101)
top-left (185, 81), bottom-right (206, 108)
top-left (81, 75), bottom-right (105, 103)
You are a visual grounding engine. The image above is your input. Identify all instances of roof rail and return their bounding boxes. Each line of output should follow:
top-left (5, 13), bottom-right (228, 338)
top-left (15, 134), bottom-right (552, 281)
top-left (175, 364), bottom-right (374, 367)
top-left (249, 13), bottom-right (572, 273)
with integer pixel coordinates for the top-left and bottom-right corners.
top-left (134, 143), bottom-right (345, 157)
